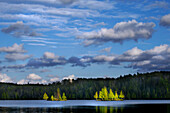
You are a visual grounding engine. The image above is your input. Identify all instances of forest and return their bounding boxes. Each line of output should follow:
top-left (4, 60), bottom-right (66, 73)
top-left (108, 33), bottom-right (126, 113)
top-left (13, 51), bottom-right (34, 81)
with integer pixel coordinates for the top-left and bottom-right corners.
top-left (0, 71), bottom-right (169, 100)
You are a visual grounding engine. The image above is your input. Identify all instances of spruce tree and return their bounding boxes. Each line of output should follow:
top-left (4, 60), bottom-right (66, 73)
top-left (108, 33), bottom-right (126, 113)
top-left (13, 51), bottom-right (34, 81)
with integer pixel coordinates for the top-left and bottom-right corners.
top-left (94, 91), bottom-right (98, 100)
top-left (103, 87), bottom-right (108, 100)
top-left (109, 89), bottom-right (114, 100)
top-left (114, 91), bottom-right (119, 100)
top-left (119, 90), bottom-right (125, 99)
top-left (62, 93), bottom-right (67, 101)
top-left (43, 93), bottom-right (49, 100)
top-left (99, 91), bottom-right (103, 100)
top-left (57, 88), bottom-right (62, 100)
top-left (51, 95), bottom-right (54, 101)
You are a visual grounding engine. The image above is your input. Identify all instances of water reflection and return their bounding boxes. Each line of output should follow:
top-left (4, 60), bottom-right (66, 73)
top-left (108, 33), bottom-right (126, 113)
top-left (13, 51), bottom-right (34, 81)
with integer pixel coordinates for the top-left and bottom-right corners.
top-left (0, 104), bottom-right (169, 113)
top-left (95, 106), bottom-right (124, 113)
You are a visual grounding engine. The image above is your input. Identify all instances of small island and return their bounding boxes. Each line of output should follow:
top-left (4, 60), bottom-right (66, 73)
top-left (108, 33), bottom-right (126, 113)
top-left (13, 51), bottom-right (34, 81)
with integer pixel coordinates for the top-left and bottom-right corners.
top-left (94, 87), bottom-right (125, 101)
top-left (43, 88), bottom-right (67, 101)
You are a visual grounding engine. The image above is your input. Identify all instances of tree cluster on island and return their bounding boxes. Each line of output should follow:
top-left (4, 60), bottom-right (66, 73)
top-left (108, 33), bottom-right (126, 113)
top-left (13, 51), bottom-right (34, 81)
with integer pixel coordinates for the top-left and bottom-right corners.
top-left (43, 88), bottom-right (67, 101)
top-left (94, 87), bottom-right (125, 101)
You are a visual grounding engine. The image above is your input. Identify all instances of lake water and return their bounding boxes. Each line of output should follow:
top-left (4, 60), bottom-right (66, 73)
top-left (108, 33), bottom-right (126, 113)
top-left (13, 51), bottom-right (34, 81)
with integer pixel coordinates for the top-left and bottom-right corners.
top-left (0, 100), bottom-right (169, 113)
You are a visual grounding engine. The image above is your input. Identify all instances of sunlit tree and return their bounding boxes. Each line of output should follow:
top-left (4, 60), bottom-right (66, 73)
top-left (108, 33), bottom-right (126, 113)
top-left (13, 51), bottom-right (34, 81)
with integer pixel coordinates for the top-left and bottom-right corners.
top-left (114, 91), bottom-right (119, 100)
top-left (62, 93), bottom-right (67, 101)
top-left (103, 87), bottom-right (108, 100)
top-left (51, 95), bottom-right (54, 101)
top-left (119, 90), bottom-right (125, 99)
top-left (109, 89), bottom-right (114, 100)
top-left (94, 91), bottom-right (98, 100)
top-left (99, 91), bottom-right (103, 100)
top-left (43, 92), bottom-right (49, 100)
top-left (57, 88), bottom-right (62, 101)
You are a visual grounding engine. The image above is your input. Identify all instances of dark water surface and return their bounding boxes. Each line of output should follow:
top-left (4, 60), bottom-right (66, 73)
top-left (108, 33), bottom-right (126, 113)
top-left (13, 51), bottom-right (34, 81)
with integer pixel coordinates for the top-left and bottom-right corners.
top-left (0, 100), bottom-right (169, 113)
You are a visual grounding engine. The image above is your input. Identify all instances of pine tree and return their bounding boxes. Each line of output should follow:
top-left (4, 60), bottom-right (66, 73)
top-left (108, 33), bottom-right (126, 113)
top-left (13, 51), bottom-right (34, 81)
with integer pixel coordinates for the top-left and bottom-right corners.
top-left (99, 91), bottom-right (103, 100)
top-left (109, 89), bottom-right (114, 100)
top-left (51, 95), bottom-right (54, 101)
top-left (94, 91), bottom-right (98, 100)
top-left (103, 87), bottom-right (108, 100)
top-left (119, 90), bottom-right (125, 99)
top-left (114, 91), bottom-right (119, 100)
top-left (43, 93), bottom-right (49, 100)
top-left (57, 88), bottom-right (62, 101)
top-left (62, 93), bottom-right (67, 101)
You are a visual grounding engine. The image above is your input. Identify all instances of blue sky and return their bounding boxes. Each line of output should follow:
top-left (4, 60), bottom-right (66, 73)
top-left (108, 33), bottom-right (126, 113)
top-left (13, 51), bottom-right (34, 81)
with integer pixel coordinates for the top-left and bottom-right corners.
top-left (0, 0), bottom-right (170, 84)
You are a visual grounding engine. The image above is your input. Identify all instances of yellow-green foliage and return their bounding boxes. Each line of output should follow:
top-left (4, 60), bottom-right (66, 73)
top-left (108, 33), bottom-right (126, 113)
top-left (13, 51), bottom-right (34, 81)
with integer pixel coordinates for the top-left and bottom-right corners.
top-left (94, 92), bottom-right (98, 100)
top-left (99, 91), bottom-right (103, 100)
top-left (103, 87), bottom-right (108, 100)
top-left (43, 93), bottom-right (49, 100)
top-left (51, 95), bottom-right (54, 101)
top-left (94, 86), bottom-right (125, 101)
top-left (109, 89), bottom-right (114, 100)
top-left (114, 91), bottom-right (118, 99)
top-left (57, 88), bottom-right (62, 101)
top-left (62, 93), bottom-right (67, 101)
top-left (119, 90), bottom-right (125, 99)
top-left (44, 88), bottom-right (67, 101)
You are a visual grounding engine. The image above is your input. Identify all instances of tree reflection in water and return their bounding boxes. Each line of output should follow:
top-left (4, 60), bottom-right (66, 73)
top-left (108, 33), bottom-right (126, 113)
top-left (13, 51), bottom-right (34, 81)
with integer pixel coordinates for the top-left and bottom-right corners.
top-left (96, 106), bottom-right (124, 113)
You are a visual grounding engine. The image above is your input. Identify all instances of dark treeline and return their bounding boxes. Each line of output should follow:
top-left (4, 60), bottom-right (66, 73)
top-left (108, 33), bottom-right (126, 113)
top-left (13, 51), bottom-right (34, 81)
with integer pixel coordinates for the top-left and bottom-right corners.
top-left (0, 71), bottom-right (169, 100)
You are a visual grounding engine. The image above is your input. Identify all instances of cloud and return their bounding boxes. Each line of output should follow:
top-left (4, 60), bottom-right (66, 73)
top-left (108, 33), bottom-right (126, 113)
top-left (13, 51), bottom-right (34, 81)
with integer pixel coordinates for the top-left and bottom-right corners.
top-left (60, 0), bottom-right (76, 5)
top-left (143, 1), bottom-right (169, 11)
top-left (0, 73), bottom-right (13, 83)
top-left (2, 44), bottom-right (170, 72)
top-left (26, 73), bottom-right (42, 80)
top-left (68, 56), bottom-right (91, 67)
top-left (78, 20), bottom-right (155, 46)
top-left (0, 43), bottom-right (26, 53)
top-left (26, 52), bottom-right (67, 68)
top-left (1, 21), bottom-right (42, 38)
top-left (43, 52), bottom-right (55, 59)
top-left (93, 55), bottom-right (115, 63)
top-left (63, 74), bottom-right (76, 80)
top-left (27, 43), bottom-right (46, 46)
top-left (49, 77), bottom-right (60, 82)
top-left (71, 0), bottom-right (115, 10)
top-left (0, 43), bottom-right (32, 61)
top-left (5, 53), bottom-right (32, 61)
top-left (2, 0), bottom-right (76, 5)
top-left (160, 14), bottom-right (170, 27)
top-left (0, 2), bottom-right (101, 18)
top-left (0, 64), bottom-right (26, 70)
top-left (100, 47), bottom-right (112, 53)
top-left (114, 44), bottom-right (170, 71)
top-left (17, 79), bottom-right (29, 84)
top-left (17, 73), bottom-right (49, 84)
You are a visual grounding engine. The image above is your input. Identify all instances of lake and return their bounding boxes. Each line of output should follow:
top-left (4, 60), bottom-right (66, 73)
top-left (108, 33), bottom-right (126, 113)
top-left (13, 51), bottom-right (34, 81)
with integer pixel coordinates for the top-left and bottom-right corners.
top-left (0, 100), bottom-right (169, 113)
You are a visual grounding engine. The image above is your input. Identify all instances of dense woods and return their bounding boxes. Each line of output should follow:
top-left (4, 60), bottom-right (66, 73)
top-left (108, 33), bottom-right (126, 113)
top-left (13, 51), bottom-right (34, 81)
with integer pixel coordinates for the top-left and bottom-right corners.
top-left (0, 71), bottom-right (169, 100)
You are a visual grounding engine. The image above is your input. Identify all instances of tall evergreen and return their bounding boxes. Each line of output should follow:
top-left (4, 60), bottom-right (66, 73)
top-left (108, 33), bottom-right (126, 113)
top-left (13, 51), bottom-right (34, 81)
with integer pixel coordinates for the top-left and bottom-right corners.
top-left (43, 93), bottom-right (49, 100)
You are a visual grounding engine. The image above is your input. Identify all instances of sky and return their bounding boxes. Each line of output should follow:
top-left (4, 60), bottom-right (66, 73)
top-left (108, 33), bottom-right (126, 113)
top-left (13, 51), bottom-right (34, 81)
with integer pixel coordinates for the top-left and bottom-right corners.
top-left (0, 0), bottom-right (170, 84)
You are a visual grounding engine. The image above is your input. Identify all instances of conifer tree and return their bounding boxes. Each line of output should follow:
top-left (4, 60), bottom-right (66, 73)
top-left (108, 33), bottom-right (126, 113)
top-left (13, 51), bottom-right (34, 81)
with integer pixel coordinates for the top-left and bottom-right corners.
top-left (109, 89), bottom-right (114, 100)
top-left (115, 91), bottom-right (119, 100)
top-left (119, 90), bottom-right (125, 99)
top-left (62, 93), bottom-right (67, 101)
top-left (57, 88), bottom-right (62, 100)
top-left (43, 93), bottom-right (49, 100)
top-left (51, 95), bottom-right (54, 101)
top-left (99, 91), bottom-right (103, 100)
top-left (103, 87), bottom-right (108, 100)
top-left (94, 91), bottom-right (98, 100)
